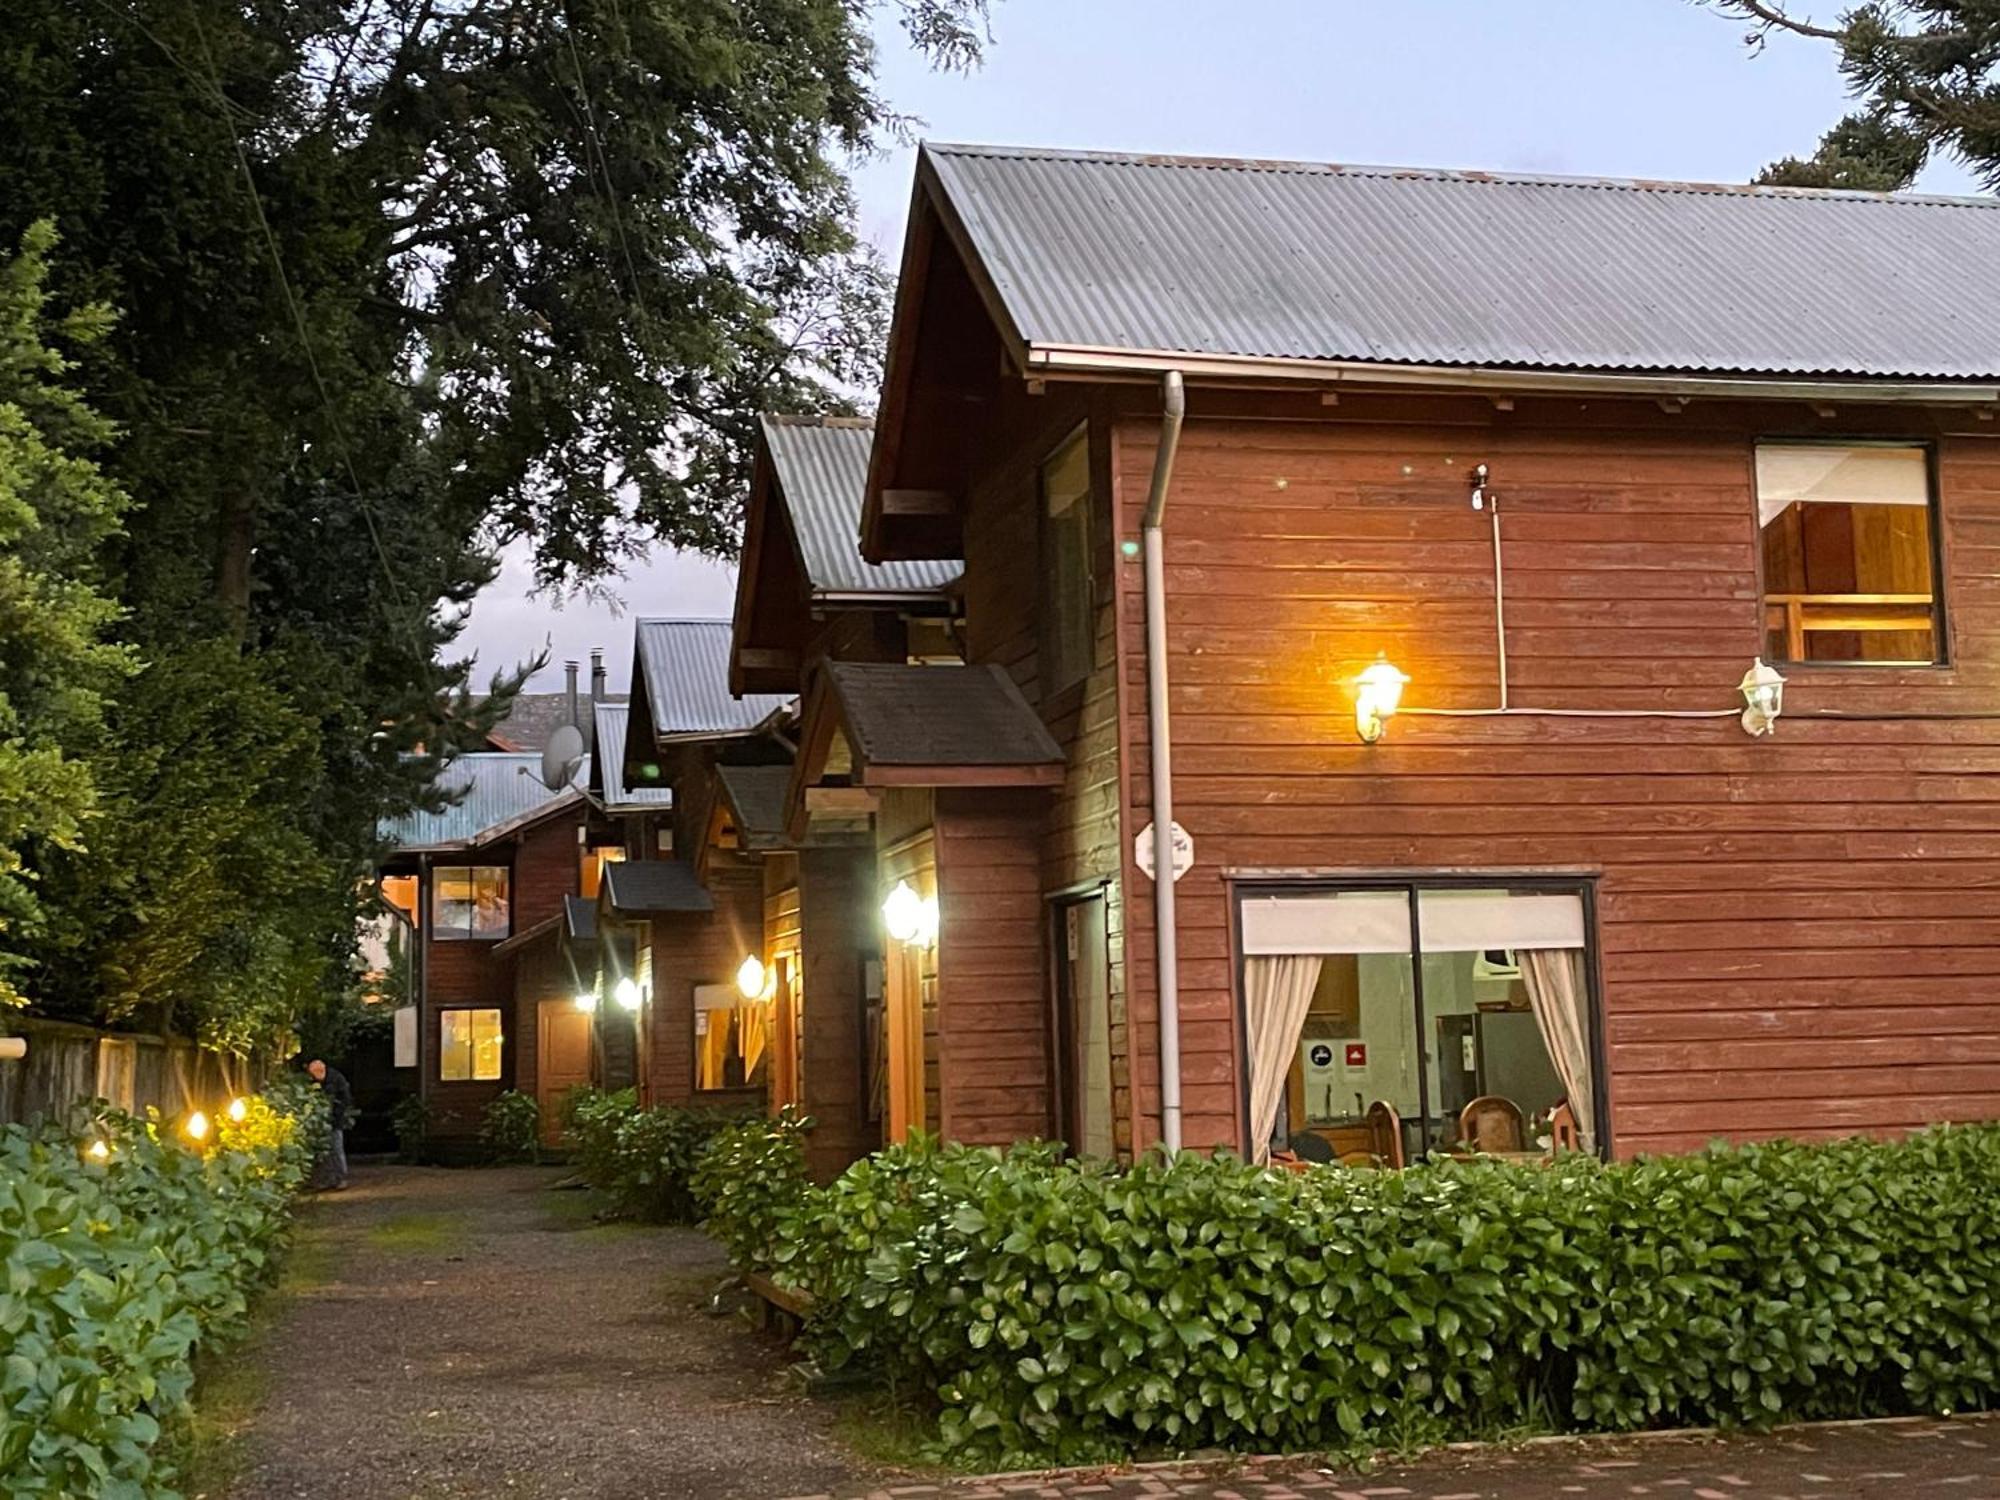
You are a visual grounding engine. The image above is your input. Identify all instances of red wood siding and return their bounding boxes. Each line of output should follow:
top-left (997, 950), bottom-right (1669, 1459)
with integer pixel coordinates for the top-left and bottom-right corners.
top-left (797, 846), bottom-right (876, 1178)
top-left (935, 787), bottom-right (1054, 1146)
top-left (1105, 397), bottom-right (2000, 1157)
top-left (644, 856), bottom-right (764, 1108)
top-left (956, 384), bottom-right (1135, 1154)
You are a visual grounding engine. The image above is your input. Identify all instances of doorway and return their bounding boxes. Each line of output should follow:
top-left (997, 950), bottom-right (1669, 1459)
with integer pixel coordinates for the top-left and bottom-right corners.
top-left (1050, 890), bottom-right (1114, 1158)
top-left (536, 1000), bottom-right (594, 1147)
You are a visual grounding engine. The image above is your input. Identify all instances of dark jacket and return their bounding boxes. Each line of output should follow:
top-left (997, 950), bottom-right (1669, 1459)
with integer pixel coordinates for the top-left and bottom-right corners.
top-left (316, 1066), bottom-right (354, 1131)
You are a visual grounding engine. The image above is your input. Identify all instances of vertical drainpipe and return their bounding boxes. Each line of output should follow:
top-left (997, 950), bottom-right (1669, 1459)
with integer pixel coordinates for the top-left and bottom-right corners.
top-left (1141, 371), bottom-right (1187, 1154)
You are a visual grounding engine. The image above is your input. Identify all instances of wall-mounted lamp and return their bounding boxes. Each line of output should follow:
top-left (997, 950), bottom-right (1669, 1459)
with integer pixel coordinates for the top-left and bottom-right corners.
top-left (1355, 656), bottom-right (1411, 744)
top-left (574, 989), bottom-right (599, 1014)
top-left (882, 880), bottom-right (939, 947)
top-left (613, 977), bottom-right (643, 1012)
top-left (1739, 658), bottom-right (1786, 737)
top-left (737, 954), bottom-right (768, 1001)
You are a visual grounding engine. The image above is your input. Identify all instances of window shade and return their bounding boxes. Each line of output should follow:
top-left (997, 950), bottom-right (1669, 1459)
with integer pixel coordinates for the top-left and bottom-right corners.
top-left (1241, 890), bottom-right (1585, 956)
top-left (1756, 445), bottom-right (1927, 529)
top-left (1241, 892), bottom-right (1411, 956)
top-left (1417, 892), bottom-right (1584, 951)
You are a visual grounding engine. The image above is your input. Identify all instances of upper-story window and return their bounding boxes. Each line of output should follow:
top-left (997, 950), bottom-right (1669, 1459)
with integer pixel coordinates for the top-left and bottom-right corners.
top-left (1040, 427), bottom-right (1094, 696)
top-left (1758, 442), bottom-right (1940, 665)
top-left (432, 865), bottom-right (510, 940)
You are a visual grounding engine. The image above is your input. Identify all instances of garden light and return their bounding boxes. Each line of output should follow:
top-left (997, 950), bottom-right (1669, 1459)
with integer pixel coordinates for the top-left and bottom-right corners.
top-left (85, 1139), bottom-right (110, 1162)
top-left (574, 989), bottom-right (598, 1013)
top-left (184, 1110), bottom-right (211, 1143)
top-left (1355, 656), bottom-right (1410, 744)
top-left (614, 976), bottom-right (642, 1012)
top-left (737, 954), bottom-right (767, 1000)
top-left (226, 1097), bottom-right (248, 1123)
top-left (1739, 658), bottom-right (1786, 737)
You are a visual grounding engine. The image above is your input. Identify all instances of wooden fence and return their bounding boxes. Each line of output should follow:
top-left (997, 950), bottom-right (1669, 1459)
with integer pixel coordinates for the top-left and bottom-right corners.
top-left (0, 1015), bottom-right (252, 1129)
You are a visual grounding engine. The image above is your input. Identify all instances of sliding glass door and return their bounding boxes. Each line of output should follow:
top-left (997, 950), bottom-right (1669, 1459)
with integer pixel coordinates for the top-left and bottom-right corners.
top-left (1236, 878), bottom-right (1601, 1164)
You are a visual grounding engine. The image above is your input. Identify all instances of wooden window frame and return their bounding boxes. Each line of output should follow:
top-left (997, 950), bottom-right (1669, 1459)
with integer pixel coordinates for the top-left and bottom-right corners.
top-left (1227, 871), bottom-right (1610, 1162)
top-left (437, 1006), bottom-right (505, 1083)
top-left (431, 863), bottom-right (512, 942)
top-left (1038, 423), bottom-right (1095, 701)
top-left (1752, 437), bottom-right (1949, 672)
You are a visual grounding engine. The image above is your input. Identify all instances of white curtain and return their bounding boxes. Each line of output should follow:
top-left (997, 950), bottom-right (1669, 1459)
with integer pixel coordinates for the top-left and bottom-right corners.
top-left (1245, 954), bottom-right (1324, 1162)
top-left (1518, 947), bottom-right (1595, 1154)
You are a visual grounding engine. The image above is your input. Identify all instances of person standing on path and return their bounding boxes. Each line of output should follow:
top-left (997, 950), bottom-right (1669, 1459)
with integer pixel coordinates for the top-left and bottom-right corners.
top-left (306, 1058), bottom-right (353, 1189)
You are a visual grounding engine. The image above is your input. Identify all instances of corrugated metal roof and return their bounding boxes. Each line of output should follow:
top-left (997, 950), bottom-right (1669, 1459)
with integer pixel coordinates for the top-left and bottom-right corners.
top-left (760, 416), bottom-right (961, 595)
top-left (924, 143), bottom-right (2000, 381)
top-left (592, 701), bottom-right (673, 810)
top-left (380, 754), bottom-right (581, 851)
top-left (634, 619), bottom-right (792, 738)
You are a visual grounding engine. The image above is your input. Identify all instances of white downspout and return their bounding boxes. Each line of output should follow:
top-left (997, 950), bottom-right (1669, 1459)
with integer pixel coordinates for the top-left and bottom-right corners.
top-left (1141, 371), bottom-right (1187, 1154)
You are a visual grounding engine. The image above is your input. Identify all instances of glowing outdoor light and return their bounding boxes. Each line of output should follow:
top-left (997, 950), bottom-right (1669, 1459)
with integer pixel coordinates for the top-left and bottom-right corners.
top-left (1354, 656), bottom-right (1410, 744)
top-left (882, 880), bottom-right (926, 944)
top-left (85, 1139), bottom-right (111, 1163)
top-left (1739, 658), bottom-right (1786, 738)
top-left (184, 1110), bottom-right (211, 1143)
top-left (613, 976), bottom-right (643, 1012)
top-left (737, 954), bottom-right (768, 1001)
top-left (226, 1097), bottom-right (248, 1123)
top-left (574, 989), bottom-right (599, 1014)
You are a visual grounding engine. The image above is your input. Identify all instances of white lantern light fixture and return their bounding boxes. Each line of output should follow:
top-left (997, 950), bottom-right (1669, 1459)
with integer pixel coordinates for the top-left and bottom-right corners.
top-left (1738, 658), bottom-right (1786, 737)
top-left (736, 954), bottom-right (768, 1001)
top-left (573, 989), bottom-right (599, 1014)
top-left (1354, 656), bottom-right (1411, 744)
top-left (882, 879), bottom-right (925, 944)
top-left (613, 976), bottom-right (643, 1012)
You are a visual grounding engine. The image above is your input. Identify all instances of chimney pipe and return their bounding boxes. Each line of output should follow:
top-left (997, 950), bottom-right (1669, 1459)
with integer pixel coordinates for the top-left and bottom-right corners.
top-left (591, 649), bottom-right (607, 703)
top-left (565, 660), bottom-right (580, 730)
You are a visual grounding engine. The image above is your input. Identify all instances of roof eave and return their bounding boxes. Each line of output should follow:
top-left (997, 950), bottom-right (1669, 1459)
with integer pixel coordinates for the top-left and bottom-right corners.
top-left (1022, 343), bottom-right (2000, 405)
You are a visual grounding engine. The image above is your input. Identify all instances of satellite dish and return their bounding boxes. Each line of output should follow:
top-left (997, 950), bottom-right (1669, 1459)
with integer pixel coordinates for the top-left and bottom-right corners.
top-left (539, 723), bottom-right (586, 791)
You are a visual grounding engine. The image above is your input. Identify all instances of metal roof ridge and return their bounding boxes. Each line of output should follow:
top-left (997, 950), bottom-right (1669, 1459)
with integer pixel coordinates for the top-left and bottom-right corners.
top-left (923, 140), bottom-right (2000, 210)
top-left (760, 411), bottom-right (875, 430)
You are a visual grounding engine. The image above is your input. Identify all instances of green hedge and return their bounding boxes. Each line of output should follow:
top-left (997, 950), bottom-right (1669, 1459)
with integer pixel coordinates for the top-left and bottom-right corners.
top-left (564, 1087), bottom-right (749, 1223)
top-left (0, 1081), bottom-right (323, 1497)
top-left (709, 1125), bottom-right (2000, 1464)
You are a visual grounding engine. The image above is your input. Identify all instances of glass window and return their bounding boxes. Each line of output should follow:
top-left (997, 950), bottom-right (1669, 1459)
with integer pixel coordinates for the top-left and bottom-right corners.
top-left (1241, 884), bottom-right (1597, 1163)
top-left (432, 865), bottom-right (510, 940)
top-left (1040, 427), bottom-right (1093, 696)
top-left (439, 1008), bottom-right (503, 1082)
top-left (1758, 443), bottom-right (1939, 664)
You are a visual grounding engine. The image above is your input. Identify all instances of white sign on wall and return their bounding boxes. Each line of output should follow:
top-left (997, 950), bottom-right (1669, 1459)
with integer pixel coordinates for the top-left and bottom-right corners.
top-left (1134, 820), bottom-right (1194, 883)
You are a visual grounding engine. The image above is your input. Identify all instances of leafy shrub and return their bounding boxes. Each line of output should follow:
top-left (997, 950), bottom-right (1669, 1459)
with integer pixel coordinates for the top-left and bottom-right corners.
top-left (389, 1093), bottom-right (432, 1162)
top-left (0, 1089), bottom-right (317, 1497)
top-left (691, 1108), bottom-right (813, 1267)
top-left (480, 1090), bottom-right (541, 1164)
top-left (745, 1127), bottom-right (2000, 1465)
top-left (564, 1086), bottom-right (745, 1222)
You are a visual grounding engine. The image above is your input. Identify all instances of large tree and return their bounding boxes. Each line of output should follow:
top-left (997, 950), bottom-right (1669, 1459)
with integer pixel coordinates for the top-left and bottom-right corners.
top-left (1710, 2), bottom-right (2000, 190)
top-left (0, 0), bottom-right (989, 1050)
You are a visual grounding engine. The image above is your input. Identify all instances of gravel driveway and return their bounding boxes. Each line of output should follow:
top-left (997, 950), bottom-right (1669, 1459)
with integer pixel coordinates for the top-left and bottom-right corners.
top-left (224, 1163), bottom-right (883, 1500)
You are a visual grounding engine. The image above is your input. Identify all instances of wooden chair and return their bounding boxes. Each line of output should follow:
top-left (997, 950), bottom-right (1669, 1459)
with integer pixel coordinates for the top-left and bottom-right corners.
top-left (1363, 1099), bottom-right (1405, 1170)
top-left (1459, 1095), bottom-right (1526, 1155)
top-left (1548, 1099), bottom-right (1582, 1153)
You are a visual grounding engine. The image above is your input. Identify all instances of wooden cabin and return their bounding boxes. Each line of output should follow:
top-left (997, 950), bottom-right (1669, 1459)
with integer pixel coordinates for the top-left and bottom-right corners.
top-left (812, 143), bottom-right (2000, 1164)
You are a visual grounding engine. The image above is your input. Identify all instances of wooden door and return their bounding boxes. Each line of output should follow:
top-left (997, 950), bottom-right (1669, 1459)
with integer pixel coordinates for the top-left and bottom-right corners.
top-left (536, 1001), bottom-right (594, 1146)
